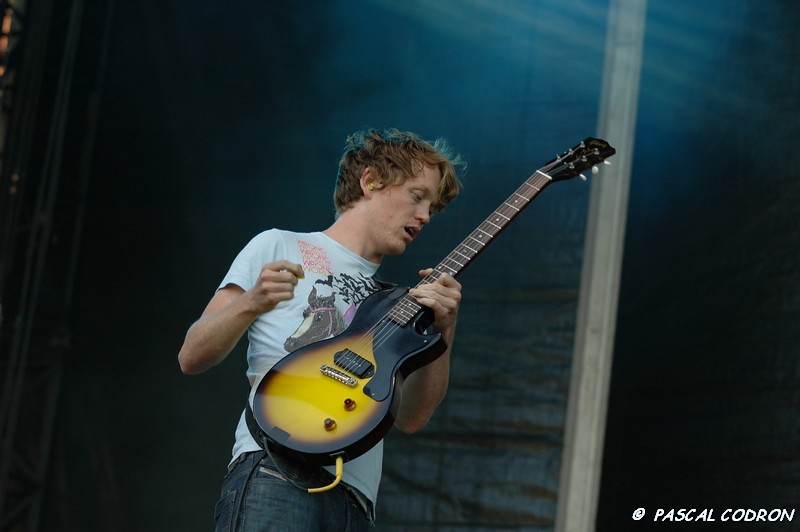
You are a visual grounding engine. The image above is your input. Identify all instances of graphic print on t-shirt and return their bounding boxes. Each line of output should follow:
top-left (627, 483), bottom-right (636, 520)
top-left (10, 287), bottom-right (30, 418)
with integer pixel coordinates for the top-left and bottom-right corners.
top-left (284, 240), bottom-right (380, 352)
top-left (297, 239), bottom-right (332, 276)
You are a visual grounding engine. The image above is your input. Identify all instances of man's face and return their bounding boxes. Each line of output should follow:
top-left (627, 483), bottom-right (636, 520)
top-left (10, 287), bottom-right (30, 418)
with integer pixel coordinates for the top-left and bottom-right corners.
top-left (364, 164), bottom-right (440, 261)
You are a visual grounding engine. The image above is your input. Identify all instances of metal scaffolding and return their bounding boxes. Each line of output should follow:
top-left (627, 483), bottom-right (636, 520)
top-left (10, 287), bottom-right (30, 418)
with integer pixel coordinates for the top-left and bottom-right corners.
top-left (0, 0), bottom-right (111, 529)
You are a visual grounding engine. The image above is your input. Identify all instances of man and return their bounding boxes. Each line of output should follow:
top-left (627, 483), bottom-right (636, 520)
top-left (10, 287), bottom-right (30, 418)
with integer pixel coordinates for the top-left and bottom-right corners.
top-left (178, 128), bottom-right (464, 531)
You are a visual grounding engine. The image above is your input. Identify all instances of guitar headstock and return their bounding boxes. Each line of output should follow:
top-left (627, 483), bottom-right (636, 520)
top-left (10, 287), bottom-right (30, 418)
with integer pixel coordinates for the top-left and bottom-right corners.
top-left (543, 137), bottom-right (616, 182)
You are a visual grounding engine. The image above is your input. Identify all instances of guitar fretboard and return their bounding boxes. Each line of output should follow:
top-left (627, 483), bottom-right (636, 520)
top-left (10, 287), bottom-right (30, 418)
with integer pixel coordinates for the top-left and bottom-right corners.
top-left (387, 169), bottom-right (554, 326)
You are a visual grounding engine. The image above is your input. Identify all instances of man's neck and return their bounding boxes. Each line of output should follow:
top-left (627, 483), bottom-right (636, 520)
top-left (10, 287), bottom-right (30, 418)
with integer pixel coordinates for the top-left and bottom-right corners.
top-left (323, 211), bottom-right (382, 264)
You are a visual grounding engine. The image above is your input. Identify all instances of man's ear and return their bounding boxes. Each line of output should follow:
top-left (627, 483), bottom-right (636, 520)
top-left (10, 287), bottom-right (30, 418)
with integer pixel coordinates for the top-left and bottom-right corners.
top-left (360, 167), bottom-right (384, 196)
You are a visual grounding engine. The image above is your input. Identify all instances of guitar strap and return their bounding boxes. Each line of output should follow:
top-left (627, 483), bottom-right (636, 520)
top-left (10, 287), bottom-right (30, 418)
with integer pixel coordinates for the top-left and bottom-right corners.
top-left (243, 400), bottom-right (269, 450)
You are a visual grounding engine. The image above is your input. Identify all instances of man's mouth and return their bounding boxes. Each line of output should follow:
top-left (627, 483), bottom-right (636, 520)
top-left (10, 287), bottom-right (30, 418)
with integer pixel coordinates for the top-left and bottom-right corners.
top-left (404, 226), bottom-right (419, 239)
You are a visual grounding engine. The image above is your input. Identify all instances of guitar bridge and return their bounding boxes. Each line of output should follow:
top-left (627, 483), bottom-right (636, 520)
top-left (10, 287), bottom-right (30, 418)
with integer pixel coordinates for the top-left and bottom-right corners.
top-left (320, 364), bottom-right (358, 387)
top-left (334, 349), bottom-right (375, 378)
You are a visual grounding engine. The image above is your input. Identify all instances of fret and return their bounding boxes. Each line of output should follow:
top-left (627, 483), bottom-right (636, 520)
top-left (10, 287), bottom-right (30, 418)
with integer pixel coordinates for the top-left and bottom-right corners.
top-left (391, 306), bottom-right (408, 319)
top-left (402, 306), bottom-right (418, 319)
top-left (451, 250), bottom-right (472, 262)
top-left (460, 241), bottom-right (480, 255)
top-left (448, 250), bottom-right (468, 263)
top-left (439, 260), bottom-right (460, 274)
top-left (388, 298), bottom-right (418, 324)
top-left (426, 269), bottom-right (442, 280)
top-left (437, 262), bottom-right (459, 275)
top-left (474, 228), bottom-right (492, 240)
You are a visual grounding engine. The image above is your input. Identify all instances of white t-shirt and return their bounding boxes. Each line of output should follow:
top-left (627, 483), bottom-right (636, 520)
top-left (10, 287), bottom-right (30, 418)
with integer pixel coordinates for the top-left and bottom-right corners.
top-left (219, 229), bottom-right (384, 505)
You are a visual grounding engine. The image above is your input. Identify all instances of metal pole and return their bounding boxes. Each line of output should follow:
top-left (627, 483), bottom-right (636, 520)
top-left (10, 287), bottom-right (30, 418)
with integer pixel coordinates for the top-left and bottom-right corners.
top-left (555, 0), bottom-right (647, 530)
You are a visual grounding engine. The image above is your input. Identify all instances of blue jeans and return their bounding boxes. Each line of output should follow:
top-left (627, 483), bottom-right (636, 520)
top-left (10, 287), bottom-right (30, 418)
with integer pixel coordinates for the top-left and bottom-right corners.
top-left (214, 451), bottom-right (374, 532)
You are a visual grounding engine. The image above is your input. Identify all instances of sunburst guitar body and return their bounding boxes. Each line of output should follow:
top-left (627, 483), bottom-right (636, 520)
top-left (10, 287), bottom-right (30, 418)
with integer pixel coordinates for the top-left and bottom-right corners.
top-left (252, 286), bottom-right (445, 466)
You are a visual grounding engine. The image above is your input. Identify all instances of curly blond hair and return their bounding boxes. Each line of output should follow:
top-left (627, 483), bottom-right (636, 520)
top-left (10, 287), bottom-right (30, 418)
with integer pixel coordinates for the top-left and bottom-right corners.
top-left (334, 128), bottom-right (464, 215)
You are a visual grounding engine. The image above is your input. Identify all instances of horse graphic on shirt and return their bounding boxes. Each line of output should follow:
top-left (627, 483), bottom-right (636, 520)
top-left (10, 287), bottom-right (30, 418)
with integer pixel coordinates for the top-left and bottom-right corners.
top-left (284, 287), bottom-right (347, 352)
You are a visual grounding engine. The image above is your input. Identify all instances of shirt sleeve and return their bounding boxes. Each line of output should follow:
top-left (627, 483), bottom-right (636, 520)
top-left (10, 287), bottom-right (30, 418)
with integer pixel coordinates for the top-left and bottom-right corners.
top-left (218, 229), bottom-right (285, 292)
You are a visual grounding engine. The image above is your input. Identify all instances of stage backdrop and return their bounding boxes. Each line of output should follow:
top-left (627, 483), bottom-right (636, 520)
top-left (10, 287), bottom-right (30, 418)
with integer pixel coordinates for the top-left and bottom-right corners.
top-left (41, 0), bottom-right (799, 530)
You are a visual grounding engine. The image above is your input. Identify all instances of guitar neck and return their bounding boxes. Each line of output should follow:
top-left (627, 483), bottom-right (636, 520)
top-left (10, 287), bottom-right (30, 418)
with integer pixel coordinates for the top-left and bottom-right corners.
top-left (387, 169), bottom-right (554, 326)
top-left (434, 169), bottom-right (554, 279)
top-left (385, 136), bottom-right (616, 328)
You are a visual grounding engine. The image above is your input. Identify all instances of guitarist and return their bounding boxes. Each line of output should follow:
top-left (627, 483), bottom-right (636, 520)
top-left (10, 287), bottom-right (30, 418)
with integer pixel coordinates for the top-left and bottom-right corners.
top-left (178, 128), bottom-right (464, 531)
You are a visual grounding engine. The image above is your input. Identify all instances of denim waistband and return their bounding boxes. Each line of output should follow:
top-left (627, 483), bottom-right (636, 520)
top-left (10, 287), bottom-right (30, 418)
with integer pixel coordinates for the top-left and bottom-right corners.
top-left (228, 451), bottom-right (375, 523)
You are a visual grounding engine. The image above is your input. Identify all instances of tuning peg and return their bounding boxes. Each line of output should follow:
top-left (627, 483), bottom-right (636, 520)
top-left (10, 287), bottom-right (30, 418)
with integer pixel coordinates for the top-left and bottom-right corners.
top-left (580, 173), bottom-right (588, 181)
top-left (591, 166), bottom-right (599, 174)
top-left (603, 160), bottom-right (611, 165)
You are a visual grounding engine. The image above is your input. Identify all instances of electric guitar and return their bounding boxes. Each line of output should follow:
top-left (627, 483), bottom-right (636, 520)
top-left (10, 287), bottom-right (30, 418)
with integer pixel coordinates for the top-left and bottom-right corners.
top-left (252, 137), bottom-right (616, 469)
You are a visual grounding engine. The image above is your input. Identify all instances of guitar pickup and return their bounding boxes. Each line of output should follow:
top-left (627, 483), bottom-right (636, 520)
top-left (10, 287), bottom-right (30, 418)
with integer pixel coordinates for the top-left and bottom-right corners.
top-left (333, 349), bottom-right (375, 379)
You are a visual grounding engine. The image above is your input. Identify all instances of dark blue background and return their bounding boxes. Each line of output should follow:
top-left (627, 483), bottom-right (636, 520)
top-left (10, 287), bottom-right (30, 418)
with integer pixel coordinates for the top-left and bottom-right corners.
top-left (33, 0), bottom-right (800, 529)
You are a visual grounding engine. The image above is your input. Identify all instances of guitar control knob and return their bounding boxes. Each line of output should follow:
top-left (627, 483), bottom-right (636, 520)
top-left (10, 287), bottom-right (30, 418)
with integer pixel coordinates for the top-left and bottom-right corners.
top-left (344, 398), bottom-right (356, 411)
top-left (324, 418), bottom-right (337, 431)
